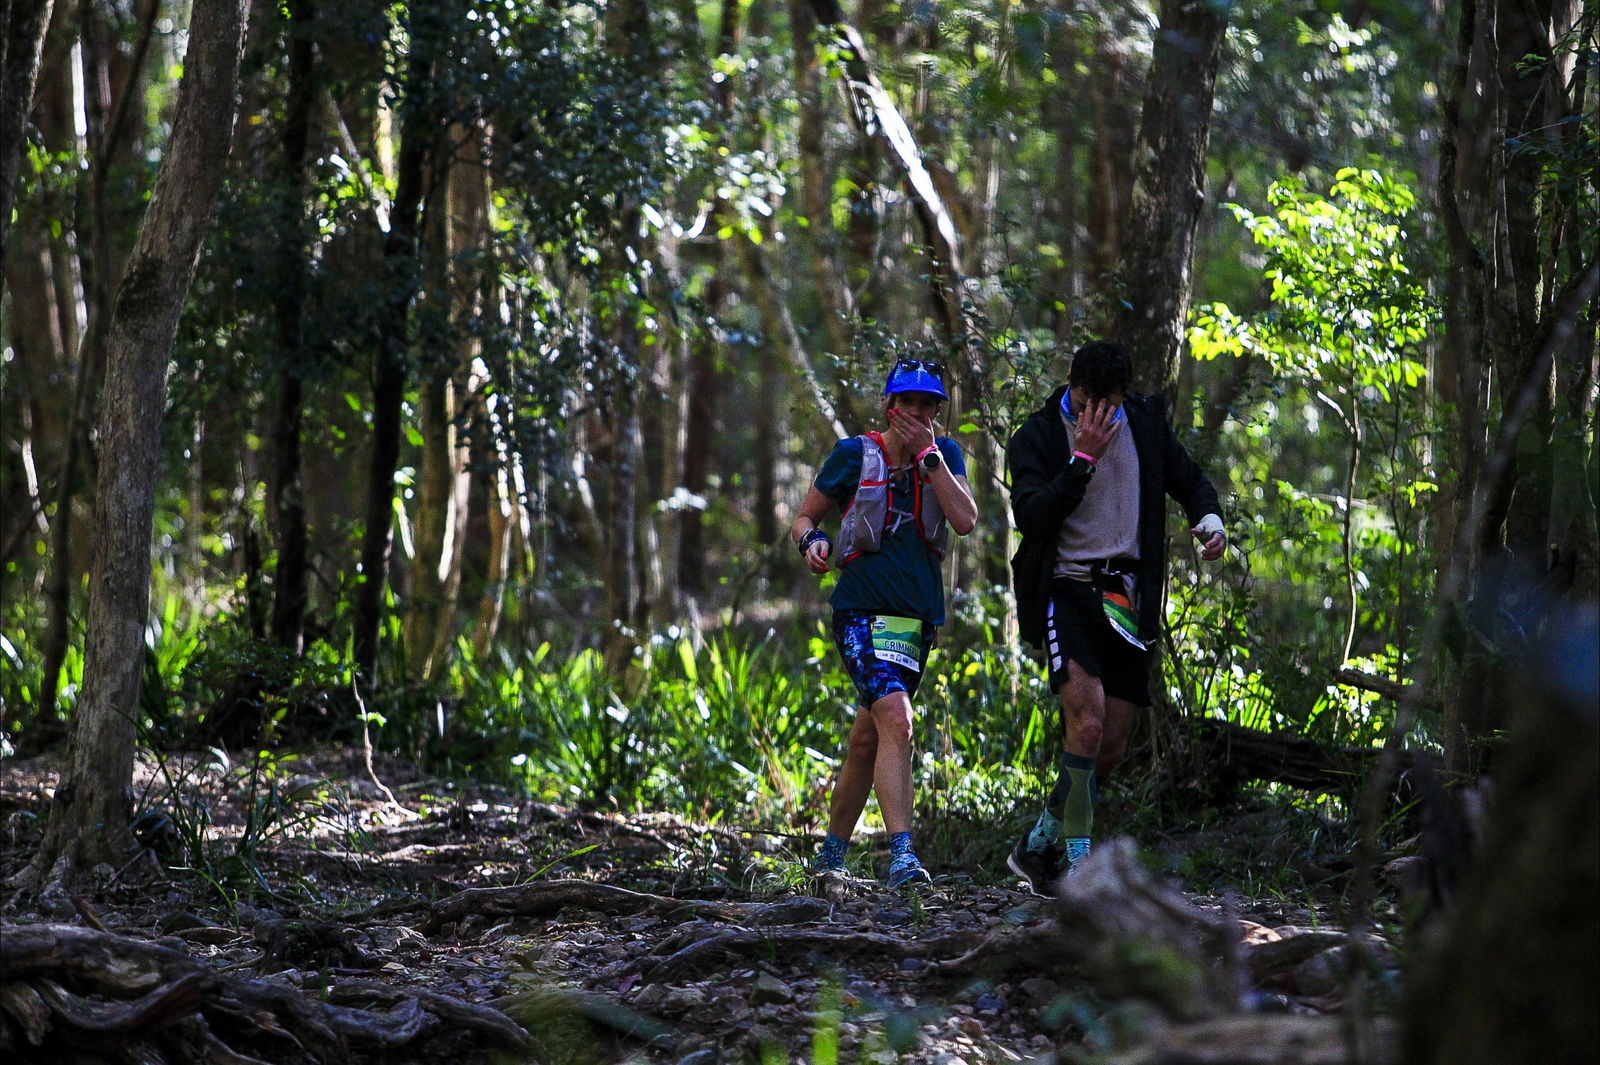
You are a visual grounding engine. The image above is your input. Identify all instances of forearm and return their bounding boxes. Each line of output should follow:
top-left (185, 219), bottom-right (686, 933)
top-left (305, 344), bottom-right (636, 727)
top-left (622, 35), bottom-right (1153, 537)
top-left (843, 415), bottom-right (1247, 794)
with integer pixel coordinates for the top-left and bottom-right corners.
top-left (928, 468), bottom-right (977, 535)
top-left (792, 486), bottom-right (835, 547)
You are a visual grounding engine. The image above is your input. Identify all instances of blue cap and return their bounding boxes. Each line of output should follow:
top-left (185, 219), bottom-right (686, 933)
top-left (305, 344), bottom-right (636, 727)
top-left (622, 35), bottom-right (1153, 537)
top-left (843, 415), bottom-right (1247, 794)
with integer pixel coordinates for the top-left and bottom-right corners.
top-left (883, 359), bottom-right (948, 400)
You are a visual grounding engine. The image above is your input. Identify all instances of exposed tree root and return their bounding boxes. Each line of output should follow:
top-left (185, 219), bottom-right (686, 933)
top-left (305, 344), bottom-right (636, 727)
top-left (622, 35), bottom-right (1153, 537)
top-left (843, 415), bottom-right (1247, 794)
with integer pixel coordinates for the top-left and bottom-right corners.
top-left (0, 923), bottom-right (531, 1063)
top-left (637, 926), bottom-right (984, 981)
top-left (417, 879), bottom-right (781, 934)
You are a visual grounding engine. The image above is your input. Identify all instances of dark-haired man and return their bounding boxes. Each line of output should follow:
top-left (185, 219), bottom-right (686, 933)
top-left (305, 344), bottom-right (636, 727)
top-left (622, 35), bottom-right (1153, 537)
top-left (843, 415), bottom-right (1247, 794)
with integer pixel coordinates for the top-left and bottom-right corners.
top-left (792, 358), bottom-right (977, 888)
top-left (1005, 340), bottom-right (1226, 894)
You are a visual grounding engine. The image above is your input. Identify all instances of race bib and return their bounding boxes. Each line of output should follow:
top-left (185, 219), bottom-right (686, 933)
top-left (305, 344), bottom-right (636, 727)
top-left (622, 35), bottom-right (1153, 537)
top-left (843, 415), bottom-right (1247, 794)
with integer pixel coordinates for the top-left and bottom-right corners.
top-left (871, 615), bottom-right (924, 671)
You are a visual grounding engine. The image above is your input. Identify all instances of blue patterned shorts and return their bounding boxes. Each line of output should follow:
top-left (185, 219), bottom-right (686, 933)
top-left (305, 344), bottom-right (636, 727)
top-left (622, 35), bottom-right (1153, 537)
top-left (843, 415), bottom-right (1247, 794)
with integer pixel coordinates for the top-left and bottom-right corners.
top-left (832, 611), bottom-right (936, 707)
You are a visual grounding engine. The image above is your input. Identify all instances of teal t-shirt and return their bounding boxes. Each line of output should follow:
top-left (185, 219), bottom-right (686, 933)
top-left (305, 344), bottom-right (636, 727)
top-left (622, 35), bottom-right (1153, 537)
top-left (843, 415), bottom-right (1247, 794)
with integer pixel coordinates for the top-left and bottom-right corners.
top-left (814, 436), bottom-right (967, 625)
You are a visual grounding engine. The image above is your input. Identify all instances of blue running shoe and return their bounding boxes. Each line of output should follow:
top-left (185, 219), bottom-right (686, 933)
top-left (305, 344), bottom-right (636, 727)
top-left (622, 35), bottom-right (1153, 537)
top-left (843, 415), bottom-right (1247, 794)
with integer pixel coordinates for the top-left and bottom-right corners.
top-left (811, 834), bottom-right (849, 877)
top-left (886, 852), bottom-right (932, 889)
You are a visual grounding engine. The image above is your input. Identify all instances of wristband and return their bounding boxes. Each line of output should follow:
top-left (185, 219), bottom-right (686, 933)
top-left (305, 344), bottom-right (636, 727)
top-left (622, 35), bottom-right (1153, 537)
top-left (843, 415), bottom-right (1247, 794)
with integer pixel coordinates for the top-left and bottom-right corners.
top-left (1072, 450), bottom-right (1099, 465)
top-left (798, 528), bottom-right (831, 555)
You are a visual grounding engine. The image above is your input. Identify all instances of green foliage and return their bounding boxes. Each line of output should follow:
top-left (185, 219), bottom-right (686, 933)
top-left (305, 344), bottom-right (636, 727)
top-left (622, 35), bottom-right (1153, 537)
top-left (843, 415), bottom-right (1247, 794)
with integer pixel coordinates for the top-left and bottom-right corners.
top-left (1179, 168), bottom-right (1442, 744)
top-left (435, 612), bottom-right (1044, 831)
top-left (144, 747), bottom-right (326, 909)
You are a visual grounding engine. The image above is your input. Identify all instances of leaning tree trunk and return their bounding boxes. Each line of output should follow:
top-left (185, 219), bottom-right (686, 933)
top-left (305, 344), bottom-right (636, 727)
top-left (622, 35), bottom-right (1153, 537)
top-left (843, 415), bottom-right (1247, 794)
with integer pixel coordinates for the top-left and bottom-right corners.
top-left (1112, 0), bottom-right (1229, 399)
top-left (13, 0), bottom-right (249, 895)
top-left (0, 0), bottom-right (55, 269)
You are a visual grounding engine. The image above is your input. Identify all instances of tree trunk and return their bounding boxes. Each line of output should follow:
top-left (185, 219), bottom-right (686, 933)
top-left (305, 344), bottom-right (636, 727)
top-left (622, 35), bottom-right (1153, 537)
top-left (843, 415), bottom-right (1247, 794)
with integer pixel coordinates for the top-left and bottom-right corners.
top-left (786, 0), bottom-right (854, 361)
top-left (1112, 0), bottom-right (1229, 399)
top-left (1402, 612), bottom-right (1599, 1065)
top-left (1085, 20), bottom-right (1139, 288)
top-left (268, 0), bottom-right (316, 654)
top-left (14, 0), bottom-right (248, 895)
top-left (0, 0), bottom-right (55, 268)
top-left (1041, 0), bottom-right (1084, 338)
top-left (1435, 0), bottom-right (1594, 777)
top-left (352, 8), bottom-right (445, 686)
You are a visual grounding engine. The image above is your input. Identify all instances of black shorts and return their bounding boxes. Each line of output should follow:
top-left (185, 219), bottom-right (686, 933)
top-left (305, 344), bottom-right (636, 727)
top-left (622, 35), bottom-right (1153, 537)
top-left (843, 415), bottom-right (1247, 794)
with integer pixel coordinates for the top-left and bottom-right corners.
top-left (1043, 576), bottom-right (1152, 705)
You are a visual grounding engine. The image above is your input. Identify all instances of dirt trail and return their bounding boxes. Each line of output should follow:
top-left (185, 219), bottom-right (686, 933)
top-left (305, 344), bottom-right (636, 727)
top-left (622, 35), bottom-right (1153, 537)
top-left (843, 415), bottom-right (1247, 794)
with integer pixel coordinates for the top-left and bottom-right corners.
top-left (0, 748), bottom-right (1400, 1064)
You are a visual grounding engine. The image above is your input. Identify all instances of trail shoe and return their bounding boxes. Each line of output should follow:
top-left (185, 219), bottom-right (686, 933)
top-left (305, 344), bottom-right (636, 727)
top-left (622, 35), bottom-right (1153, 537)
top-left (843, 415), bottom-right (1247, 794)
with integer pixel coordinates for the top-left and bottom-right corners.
top-left (810, 834), bottom-right (850, 877)
top-left (886, 852), bottom-right (932, 889)
top-left (810, 852), bottom-right (847, 877)
top-left (1008, 834), bottom-right (1064, 897)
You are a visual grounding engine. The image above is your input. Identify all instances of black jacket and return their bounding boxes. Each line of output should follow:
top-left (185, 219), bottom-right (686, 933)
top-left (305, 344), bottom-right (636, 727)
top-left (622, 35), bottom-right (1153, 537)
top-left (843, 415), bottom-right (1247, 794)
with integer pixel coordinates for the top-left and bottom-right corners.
top-left (1007, 385), bottom-right (1222, 649)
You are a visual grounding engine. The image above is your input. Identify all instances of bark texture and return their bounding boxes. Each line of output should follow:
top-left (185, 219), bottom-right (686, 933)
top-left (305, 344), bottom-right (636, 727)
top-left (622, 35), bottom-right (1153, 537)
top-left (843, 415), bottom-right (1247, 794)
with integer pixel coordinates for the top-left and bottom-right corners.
top-left (16, 0), bottom-right (249, 893)
top-left (1113, 0), bottom-right (1230, 398)
top-left (0, 0), bottom-right (55, 268)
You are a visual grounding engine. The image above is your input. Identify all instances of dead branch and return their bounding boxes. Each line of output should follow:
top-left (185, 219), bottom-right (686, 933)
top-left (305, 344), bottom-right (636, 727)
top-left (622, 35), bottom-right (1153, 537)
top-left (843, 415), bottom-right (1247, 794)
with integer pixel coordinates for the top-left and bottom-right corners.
top-left (1333, 668), bottom-right (1443, 709)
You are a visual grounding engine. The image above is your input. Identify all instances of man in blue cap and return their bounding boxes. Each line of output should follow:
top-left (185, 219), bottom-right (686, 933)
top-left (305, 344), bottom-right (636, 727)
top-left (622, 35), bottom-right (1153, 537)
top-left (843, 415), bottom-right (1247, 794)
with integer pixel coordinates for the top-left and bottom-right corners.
top-left (790, 357), bottom-right (978, 888)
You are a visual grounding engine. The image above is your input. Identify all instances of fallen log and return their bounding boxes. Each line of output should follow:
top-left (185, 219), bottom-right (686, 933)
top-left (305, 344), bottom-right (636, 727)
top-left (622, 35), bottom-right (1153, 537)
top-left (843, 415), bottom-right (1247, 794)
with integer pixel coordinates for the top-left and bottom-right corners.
top-left (1192, 718), bottom-right (1421, 796)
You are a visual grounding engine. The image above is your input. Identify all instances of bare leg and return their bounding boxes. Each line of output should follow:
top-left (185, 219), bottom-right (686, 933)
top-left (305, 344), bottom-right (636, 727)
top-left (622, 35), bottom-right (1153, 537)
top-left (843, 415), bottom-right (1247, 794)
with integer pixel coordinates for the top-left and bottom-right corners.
top-left (826, 708), bottom-right (878, 839)
top-left (1060, 659), bottom-right (1107, 758)
top-left (1097, 696), bottom-right (1138, 779)
top-left (868, 690), bottom-right (916, 835)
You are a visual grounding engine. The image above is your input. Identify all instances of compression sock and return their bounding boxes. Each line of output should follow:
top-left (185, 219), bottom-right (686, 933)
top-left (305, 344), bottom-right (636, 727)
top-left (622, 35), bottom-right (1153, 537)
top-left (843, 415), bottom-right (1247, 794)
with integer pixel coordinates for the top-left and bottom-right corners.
top-left (889, 831), bottom-right (915, 862)
top-left (1054, 749), bottom-right (1097, 840)
top-left (1028, 750), bottom-right (1097, 851)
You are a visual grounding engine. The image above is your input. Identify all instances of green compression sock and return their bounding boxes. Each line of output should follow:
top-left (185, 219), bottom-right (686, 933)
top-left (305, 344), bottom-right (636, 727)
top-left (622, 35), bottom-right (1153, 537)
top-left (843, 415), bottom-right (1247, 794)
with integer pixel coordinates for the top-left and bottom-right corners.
top-left (1050, 750), bottom-right (1097, 842)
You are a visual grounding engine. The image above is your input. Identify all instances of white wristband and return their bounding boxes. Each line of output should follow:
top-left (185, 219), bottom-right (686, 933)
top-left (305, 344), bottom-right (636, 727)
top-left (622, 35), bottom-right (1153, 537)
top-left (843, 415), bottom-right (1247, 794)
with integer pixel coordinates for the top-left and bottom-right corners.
top-left (1194, 513), bottom-right (1225, 537)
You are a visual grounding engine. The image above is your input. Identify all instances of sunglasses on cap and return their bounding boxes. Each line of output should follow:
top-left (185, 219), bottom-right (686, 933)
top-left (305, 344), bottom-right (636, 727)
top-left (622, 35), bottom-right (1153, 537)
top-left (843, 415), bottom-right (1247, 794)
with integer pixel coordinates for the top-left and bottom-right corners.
top-left (883, 357), bottom-right (949, 400)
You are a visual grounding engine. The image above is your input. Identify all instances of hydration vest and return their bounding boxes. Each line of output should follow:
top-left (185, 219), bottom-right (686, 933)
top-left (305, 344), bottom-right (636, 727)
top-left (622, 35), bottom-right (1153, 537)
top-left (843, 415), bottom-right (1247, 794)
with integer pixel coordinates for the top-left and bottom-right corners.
top-left (836, 432), bottom-right (949, 566)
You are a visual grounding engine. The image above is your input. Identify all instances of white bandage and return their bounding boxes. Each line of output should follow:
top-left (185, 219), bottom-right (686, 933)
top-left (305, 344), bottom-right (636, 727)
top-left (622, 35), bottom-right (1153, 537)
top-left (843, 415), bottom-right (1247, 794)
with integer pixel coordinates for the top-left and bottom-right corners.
top-left (1193, 513), bottom-right (1225, 537)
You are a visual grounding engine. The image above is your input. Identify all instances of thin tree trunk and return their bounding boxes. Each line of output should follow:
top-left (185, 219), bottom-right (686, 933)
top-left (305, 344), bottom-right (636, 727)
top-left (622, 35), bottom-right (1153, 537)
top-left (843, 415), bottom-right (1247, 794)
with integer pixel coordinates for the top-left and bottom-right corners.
top-left (14, 0), bottom-right (248, 895)
top-left (786, 0), bottom-right (854, 360)
top-left (597, 0), bottom-right (651, 683)
top-left (0, 0), bottom-right (55, 268)
top-left (1112, 0), bottom-right (1229, 399)
top-left (676, 0), bottom-right (739, 600)
top-left (352, 10), bottom-right (444, 686)
top-left (268, 0), bottom-right (316, 653)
